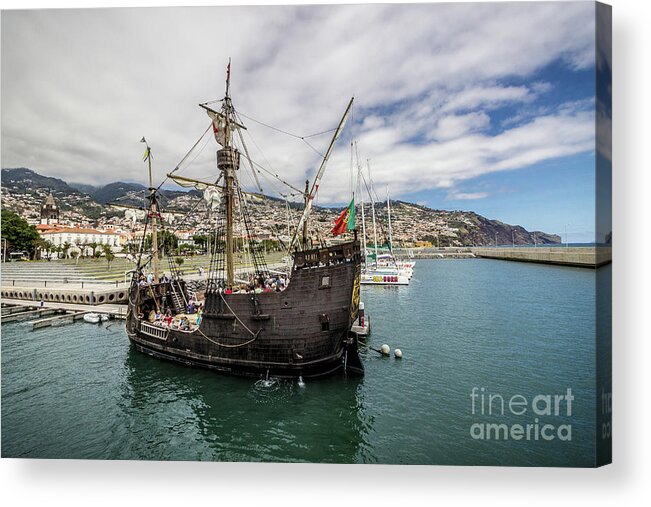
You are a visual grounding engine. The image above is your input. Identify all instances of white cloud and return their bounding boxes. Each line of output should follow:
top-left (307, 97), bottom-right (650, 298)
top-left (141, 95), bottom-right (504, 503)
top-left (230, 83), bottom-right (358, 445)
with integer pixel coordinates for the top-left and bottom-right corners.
top-left (1, 2), bottom-right (597, 203)
top-left (432, 112), bottom-right (491, 141)
top-left (447, 192), bottom-right (489, 201)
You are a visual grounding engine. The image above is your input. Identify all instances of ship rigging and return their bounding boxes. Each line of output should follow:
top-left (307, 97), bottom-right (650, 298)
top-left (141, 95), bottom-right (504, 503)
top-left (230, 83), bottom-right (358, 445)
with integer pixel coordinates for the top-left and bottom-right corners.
top-left (125, 62), bottom-right (363, 378)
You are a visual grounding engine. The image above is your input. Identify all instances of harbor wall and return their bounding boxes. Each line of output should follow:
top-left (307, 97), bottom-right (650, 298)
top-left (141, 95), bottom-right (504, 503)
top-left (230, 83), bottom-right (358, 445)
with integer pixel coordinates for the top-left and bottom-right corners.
top-left (0, 286), bottom-right (129, 305)
top-left (470, 247), bottom-right (611, 268)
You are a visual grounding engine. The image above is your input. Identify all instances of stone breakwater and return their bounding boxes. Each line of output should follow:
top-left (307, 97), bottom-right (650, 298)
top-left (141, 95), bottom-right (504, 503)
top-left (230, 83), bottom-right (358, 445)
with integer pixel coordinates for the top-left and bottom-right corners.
top-left (470, 246), bottom-right (611, 268)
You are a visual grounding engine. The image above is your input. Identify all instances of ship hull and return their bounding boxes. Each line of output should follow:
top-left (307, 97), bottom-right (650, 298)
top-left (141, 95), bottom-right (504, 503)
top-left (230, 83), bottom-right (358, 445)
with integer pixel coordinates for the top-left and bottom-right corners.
top-left (127, 334), bottom-right (352, 378)
top-left (126, 240), bottom-right (363, 379)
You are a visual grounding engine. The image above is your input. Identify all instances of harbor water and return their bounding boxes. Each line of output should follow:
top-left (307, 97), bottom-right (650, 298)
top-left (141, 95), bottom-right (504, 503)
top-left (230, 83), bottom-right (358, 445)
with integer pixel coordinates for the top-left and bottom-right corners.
top-left (1, 259), bottom-right (609, 465)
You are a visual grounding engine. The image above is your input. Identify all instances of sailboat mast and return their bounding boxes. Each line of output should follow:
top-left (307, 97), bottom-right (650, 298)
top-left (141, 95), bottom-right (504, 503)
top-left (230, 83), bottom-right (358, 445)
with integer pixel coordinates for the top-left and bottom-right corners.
top-left (386, 185), bottom-right (393, 253)
top-left (355, 142), bottom-right (367, 263)
top-left (367, 160), bottom-right (378, 266)
top-left (360, 190), bottom-right (368, 263)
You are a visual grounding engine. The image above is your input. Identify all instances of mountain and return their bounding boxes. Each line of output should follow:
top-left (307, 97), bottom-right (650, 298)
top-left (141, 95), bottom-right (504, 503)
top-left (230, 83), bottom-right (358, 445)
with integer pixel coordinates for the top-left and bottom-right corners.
top-left (2, 168), bottom-right (82, 196)
top-left (1, 167), bottom-right (561, 246)
top-left (91, 181), bottom-right (147, 204)
top-left (1, 167), bottom-right (103, 218)
top-left (358, 201), bottom-right (560, 247)
top-left (68, 182), bottom-right (99, 194)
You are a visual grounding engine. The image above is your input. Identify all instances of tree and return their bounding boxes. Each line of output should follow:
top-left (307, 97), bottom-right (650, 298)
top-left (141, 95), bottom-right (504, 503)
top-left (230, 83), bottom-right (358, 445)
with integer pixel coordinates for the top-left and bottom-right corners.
top-left (193, 234), bottom-right (209, 253)
top-left (88, 242), bottom-right (99, 258)
top-left (1, 209), bottom-right (40, 258)
top-left (103, 244), bottom-right (115, 271)
top-left (179, 243), bottom-right (196, 256)
top-left (144, 230), bottom-right (178, 256)
top-left (77, 242), bottom-right (88, 258)
top-left (34, 237), bottom-right (55, 260)
top-left (61, 241), bottom-right (71, 259)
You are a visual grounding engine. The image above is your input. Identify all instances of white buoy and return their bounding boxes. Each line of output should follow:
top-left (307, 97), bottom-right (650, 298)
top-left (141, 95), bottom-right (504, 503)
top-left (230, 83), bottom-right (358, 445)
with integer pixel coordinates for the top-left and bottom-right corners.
top-left (380, 344), bottom-right (390, 356)
top-left (394, 348), bottom-right (403, 359)
top-left (298, 375), bottom-right (306, 388)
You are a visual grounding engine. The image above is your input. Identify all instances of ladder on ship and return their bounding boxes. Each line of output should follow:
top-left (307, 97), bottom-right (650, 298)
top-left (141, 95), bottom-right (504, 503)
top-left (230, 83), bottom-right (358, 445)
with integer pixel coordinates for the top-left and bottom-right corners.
top-left (169, 281), bottom-right (187, 313)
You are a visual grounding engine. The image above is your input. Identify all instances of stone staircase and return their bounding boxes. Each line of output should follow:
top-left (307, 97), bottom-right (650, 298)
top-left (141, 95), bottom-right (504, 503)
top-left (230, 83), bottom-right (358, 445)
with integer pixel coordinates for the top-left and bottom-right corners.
top-left (1, 261), bottom-right (130, 286)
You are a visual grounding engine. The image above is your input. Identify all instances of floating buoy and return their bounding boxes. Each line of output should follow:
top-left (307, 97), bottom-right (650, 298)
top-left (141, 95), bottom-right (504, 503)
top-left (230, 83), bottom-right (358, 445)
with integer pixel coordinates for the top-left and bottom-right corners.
top-left (380, 344), bottom-right (390, 356)
top-left (394, 348), bottom-right (403, 359)
top-left (298, 375), bottom-right (306, 388)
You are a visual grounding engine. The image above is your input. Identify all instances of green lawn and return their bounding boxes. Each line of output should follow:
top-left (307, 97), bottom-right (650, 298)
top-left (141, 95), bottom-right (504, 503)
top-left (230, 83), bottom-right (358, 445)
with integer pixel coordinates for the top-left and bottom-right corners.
top-left (55, 252), bottom-right (285, 281)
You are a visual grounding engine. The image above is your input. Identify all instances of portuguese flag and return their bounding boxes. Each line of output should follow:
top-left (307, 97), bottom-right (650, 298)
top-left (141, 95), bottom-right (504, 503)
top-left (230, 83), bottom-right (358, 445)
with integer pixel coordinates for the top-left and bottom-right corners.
top-left (331, 198), bottom-right (355, 236)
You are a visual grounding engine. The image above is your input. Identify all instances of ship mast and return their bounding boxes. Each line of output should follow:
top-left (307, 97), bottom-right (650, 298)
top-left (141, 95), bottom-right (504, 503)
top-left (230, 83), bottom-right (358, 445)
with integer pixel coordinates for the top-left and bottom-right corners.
top-left (141, 137), bottom-right (159, 282)
top-left (216, 60), bottom-right (239, 287)
top-left (302, 179), bottom-right (309, 249)
top-left (289, 96), bottom-right (354, 251)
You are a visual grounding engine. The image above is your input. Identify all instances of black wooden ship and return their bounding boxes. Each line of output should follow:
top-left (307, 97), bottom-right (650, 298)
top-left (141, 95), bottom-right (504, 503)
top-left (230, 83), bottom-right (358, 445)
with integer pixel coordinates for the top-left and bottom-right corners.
top-left (125, 65), bottom-right (363, 378)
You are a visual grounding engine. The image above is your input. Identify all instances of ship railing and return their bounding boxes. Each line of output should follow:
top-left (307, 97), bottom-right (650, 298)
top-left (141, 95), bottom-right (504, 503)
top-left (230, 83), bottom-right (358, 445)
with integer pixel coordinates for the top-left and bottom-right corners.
top-left (137, 282), bottom-right (171, 299)
top-left (294, 240), bottom-right (359, 269)
top-left (139, 321), bottom-right (169, 341)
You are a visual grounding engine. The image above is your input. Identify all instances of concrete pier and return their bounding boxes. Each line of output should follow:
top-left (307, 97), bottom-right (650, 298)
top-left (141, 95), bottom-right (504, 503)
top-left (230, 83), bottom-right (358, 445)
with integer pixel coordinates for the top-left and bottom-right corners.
top-left (2, 299), bottom-right (127, 321)
top-left (470, 246), bottom-right (611, 268)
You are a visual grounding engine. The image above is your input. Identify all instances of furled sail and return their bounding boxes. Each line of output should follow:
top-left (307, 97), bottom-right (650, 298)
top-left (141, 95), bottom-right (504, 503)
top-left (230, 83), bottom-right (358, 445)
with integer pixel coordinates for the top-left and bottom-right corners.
top-left (207, 109), bottom-right (228, 146)
top-left (167, 173), bottom-right (222, 210)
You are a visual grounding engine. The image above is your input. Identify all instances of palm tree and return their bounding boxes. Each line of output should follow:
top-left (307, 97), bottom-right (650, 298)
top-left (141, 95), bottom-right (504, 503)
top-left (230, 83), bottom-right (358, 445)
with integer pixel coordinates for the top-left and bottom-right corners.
top-left (61, 241), bottom-right (71, 259)
top-left (88, 242), bottom-right (99, 258)
top-left (42, 239), bottom-right (55, 260)
top-left (103, 244), bottom-right (115, 271)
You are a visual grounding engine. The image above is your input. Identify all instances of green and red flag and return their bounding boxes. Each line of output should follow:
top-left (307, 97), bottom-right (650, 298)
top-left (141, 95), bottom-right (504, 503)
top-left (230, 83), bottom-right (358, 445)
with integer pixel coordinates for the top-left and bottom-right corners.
top-left (331, 198), bottom-right (355, 236)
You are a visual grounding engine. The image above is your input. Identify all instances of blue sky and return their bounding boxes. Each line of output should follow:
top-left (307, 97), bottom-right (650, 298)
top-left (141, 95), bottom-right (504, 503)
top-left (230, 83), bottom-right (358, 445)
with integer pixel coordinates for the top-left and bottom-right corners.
top-left (397, 60), bottom-right (599, 242)
top-left (1, 2), bottom-right (606, 241)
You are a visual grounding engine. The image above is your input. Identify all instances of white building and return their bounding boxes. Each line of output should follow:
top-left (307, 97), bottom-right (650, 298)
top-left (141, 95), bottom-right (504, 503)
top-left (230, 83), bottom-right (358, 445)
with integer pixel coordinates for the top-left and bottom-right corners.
top-left (40, 227), bottom-right (123, 257)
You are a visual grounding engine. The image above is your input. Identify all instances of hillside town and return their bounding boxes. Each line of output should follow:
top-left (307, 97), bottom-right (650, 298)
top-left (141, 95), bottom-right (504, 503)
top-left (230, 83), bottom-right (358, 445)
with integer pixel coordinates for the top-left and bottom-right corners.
top-left (0, 168), bottom-right (560, 260)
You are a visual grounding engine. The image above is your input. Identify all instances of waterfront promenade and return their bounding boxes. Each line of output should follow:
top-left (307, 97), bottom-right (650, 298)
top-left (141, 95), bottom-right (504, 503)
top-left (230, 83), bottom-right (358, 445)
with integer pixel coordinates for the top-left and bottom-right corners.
top-left (1, 254), bottom-right (287, 305)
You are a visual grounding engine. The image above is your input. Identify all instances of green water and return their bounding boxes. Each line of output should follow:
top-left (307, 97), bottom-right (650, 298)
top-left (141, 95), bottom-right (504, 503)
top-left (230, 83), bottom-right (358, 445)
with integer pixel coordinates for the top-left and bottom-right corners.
top-left (1, 259), bottom-right (608, 465)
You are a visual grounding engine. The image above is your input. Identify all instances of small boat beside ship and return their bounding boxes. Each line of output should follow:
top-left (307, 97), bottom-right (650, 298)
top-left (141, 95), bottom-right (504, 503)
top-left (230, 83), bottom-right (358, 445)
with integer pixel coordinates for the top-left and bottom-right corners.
top-left (83, 313), bottom-right (109, 324)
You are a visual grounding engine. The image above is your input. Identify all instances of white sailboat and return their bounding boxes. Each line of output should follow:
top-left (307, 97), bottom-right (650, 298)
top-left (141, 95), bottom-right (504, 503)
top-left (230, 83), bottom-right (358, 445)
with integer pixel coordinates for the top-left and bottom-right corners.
top-left (359, 162), bottom-right (410, 286)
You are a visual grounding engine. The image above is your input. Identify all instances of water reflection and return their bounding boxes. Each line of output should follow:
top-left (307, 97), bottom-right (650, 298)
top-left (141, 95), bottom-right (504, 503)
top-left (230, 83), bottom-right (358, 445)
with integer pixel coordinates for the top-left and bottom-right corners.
top-left (120, 345), bottom-right (374, 463)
